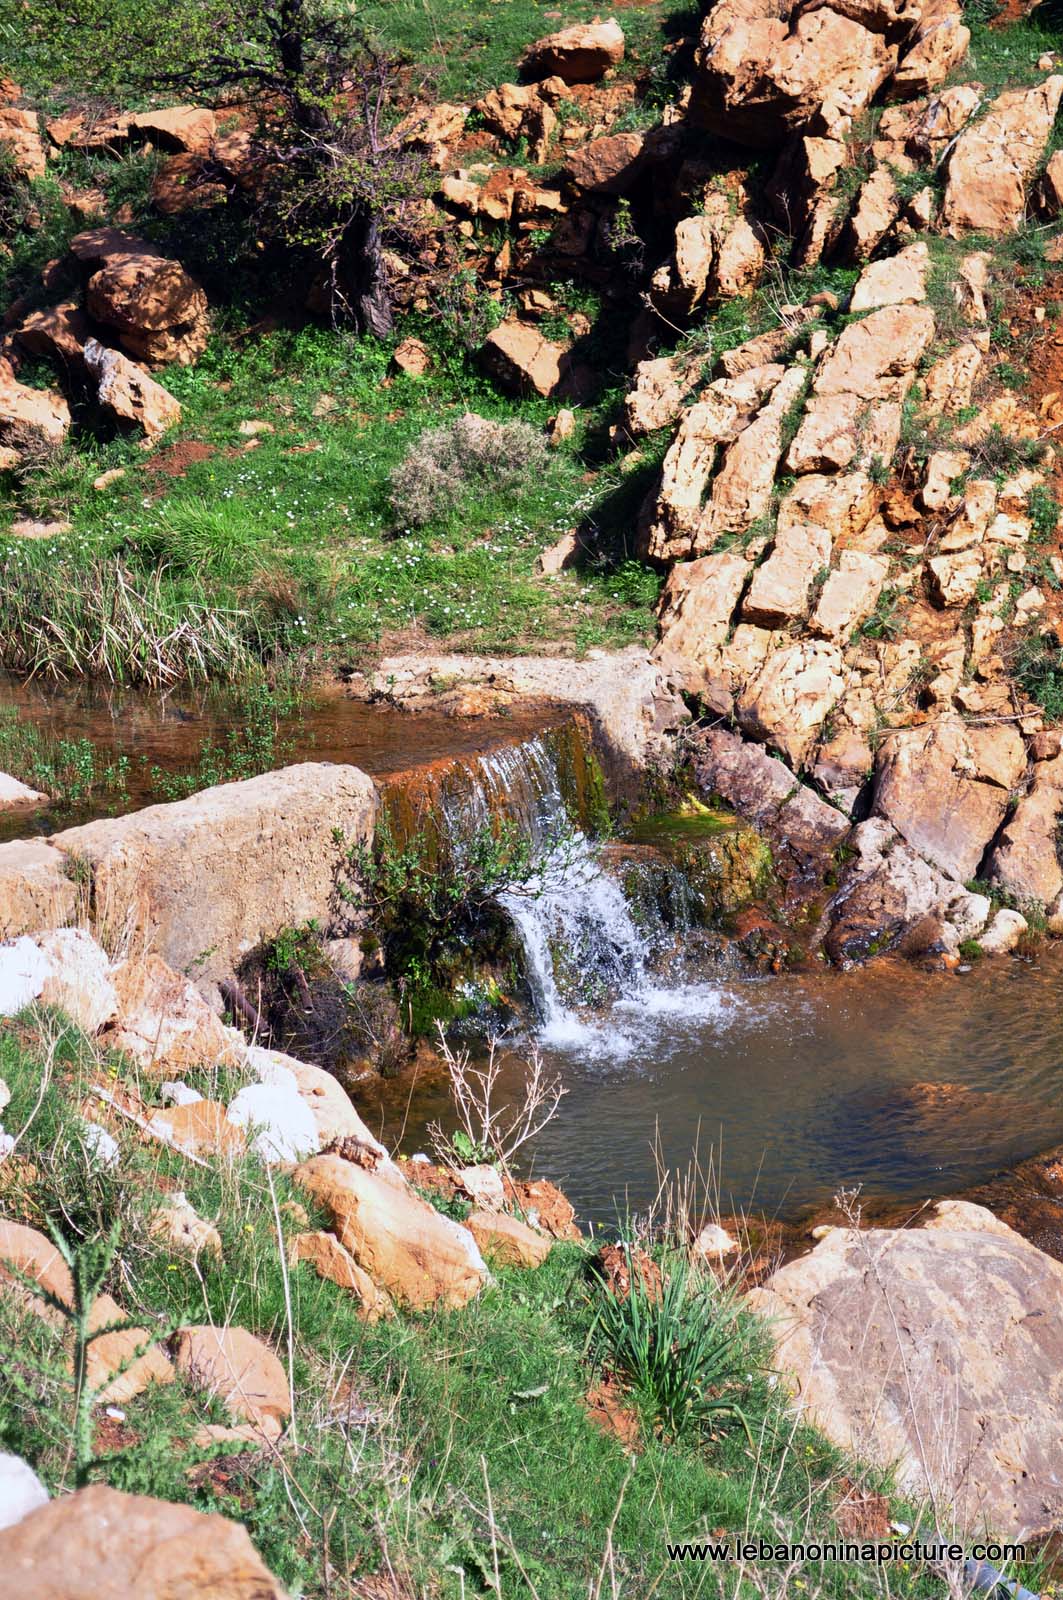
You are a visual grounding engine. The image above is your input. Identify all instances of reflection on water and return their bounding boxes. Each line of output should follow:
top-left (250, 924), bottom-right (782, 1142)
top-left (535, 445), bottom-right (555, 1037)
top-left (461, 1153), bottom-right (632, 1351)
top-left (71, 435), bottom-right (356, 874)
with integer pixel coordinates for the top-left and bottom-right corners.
top-left (0, 671), bottom-right (564, 841)
top-left (357, 950), bottom-right (1063, 1226)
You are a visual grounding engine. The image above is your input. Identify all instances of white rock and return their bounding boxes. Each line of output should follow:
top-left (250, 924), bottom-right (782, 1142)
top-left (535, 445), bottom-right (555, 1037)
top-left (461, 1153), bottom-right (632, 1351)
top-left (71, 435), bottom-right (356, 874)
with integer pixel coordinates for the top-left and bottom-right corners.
top-left (158, 1081), bottom-right (204, 1107)
top-left (226, 1083), bottom-right (320, 1164)
top-left (979, 908), bottom-right (1028, 955)
top-left (0, 937), bottom-right (53, 1017)
top-left (692, 1223), bottom-right (738, 1260)
top-left (0, 1130), bottom-right (14, 1161)
top-left (35, 927), bottom-right (118, 1033)
top-left (240, 1043), bottom-right (299, 1094)
top-left (0, 1452), bottom-right (49, 1531)
top-left (0, 772), bottom-right (47, 810)
top-left (0, 1079), bottom-right (9, 1115)
top-left (82, 1121), bottom-right (119, 1168)
top-left (458, 1163), bottom-right (505, 1209)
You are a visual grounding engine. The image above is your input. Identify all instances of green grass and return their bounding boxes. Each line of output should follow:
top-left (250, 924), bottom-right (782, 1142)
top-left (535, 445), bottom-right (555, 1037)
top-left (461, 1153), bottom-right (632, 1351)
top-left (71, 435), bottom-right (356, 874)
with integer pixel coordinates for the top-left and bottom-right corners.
top-left (0, 322), bottom-right (661, 683)
top-left (0, 706), bottom-right (130, 807)
top-left (0, 1006), bottom-right (999, 1599)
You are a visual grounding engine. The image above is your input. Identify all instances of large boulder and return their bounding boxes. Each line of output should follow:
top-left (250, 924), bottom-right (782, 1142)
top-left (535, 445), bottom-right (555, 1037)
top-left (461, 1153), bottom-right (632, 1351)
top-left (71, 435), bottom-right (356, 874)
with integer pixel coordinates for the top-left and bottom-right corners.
top-left (691, 725), bottom-right (849, 868)
top-left (942, 76), bottom-right (1063, 236)
top-left (85, 252), bottom-right (209, 367)
top-left (0, 841), bottom-right (80, 940)
top-left (0, 1484), bottom-right (288, 1597)
top-left (690, 0), bottom-right (896, 148)
top-left (987, 752), bottom-right (1063, 907)
top-left (54, 764), bottom-right (378, 984)
top-left (296, 1153), bottom-right (488, 1309)
top-left (34, 927), bottom-right (117, 1033)
top-left (519, 19), bottom-right (625, 84)
top-left (83, 338), bottom-right (181, 440)
top-left (871, 718), bottom-right (1019, 882)
top-left (126, 106), bottom-right (216, 155)
top-left (749, 1202), bottom-right (1063, 1535)
top-left (173, 1326), bottom-right (290, 1439)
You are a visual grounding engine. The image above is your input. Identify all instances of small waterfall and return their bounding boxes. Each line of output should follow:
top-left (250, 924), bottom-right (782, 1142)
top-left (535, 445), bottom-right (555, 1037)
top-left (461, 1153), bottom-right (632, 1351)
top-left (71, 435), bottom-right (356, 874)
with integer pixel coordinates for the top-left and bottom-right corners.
top-left (436, 730), bottom-right (718, 1054)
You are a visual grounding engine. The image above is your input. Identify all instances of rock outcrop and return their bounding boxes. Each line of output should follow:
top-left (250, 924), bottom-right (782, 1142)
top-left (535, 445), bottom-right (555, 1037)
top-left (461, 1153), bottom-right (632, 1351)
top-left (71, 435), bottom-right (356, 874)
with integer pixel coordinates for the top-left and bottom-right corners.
top-left (942, 77), bottom-right (1063, 236)
top-left (750, 1202), bottom-right (1063, 1535)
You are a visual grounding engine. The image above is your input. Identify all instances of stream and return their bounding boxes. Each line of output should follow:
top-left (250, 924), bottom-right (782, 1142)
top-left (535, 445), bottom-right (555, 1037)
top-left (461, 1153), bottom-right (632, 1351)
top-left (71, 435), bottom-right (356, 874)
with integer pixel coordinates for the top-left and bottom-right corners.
top-left (5, 673), bottom-right (1063, 1228)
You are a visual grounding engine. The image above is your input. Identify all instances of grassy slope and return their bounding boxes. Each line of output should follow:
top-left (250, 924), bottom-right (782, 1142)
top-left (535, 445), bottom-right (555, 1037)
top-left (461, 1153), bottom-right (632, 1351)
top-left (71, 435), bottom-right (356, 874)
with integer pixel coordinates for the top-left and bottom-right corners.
top-left (0, 1006), bottom-right (999, 1599)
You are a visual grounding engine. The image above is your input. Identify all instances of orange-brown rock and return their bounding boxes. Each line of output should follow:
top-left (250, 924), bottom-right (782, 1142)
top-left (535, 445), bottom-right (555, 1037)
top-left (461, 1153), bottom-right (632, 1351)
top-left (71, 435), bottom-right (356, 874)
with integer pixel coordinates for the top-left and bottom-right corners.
top-left (892, 0), bottom-right (970, 97)
top-left (943, 76), bottom-right (1063, 236)
top-left (481, 319), bottom-right (567, 397)
top-left (566, 130), bottom-right (645, 194)
top-left (0, 1484), bottom-right (288, 1598)
top-left (13, 301), bottom-right (89, 376)
top-left (0, 106), bottom-right (46, 180)
top-left (295, 1154), bottom-right (488, 1309)
top-left (83, 337), bottom-right (182, 440)
top-left (86, 1292), bottom-right (176, 1404)
top-left (127, 105), bottom-right (217, 155)
top-left (466, 1209), bottom-right (552, 1268)
top-left (174, 1326), bottom-right (290, 1439)
top-left (289, 1230), bottom-right (395, 1320)
top-left (519, 19), bottom-right (625, 84)
top-left (504, 1176), bottom-right (582, 1239)
top-left (147, 1099), bottom-right (245, 1157)
top-left (104, 954), bottom-right (236, 1076)
top-left (86, 252), bottom-right (209, 366)
top-left (0, 356), bottom-right (70, 447)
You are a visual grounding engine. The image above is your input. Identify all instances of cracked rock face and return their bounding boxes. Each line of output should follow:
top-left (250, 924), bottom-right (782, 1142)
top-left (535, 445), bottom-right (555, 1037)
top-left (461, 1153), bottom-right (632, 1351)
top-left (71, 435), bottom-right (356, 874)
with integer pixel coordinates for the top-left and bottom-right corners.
top-left (749, 1203), bottom-right (1063, 1536)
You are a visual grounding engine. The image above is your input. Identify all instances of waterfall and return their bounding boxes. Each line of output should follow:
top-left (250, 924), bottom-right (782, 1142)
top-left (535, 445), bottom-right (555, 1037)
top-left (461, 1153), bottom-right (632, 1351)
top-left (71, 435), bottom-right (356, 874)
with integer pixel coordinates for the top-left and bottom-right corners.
top-left (439, 732), bottom-right (723, 1055)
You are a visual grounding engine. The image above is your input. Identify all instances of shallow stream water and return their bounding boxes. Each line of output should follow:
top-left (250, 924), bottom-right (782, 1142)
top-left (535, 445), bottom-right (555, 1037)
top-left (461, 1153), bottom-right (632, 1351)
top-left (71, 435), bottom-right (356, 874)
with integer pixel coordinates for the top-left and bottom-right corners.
top-left (361, 949), bottom-right (1063, 1228)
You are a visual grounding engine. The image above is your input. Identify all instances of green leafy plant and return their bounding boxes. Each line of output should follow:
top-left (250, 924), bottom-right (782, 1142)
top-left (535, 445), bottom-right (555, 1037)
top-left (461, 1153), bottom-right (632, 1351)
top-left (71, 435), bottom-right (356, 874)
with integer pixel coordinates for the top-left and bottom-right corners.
top-left (592, 1247), bottom-right (754, 1443)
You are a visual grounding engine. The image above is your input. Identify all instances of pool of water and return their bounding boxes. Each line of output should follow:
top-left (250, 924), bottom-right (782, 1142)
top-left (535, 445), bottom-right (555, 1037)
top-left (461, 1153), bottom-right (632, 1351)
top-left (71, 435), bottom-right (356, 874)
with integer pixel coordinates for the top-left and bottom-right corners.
top-left (0, 672), bottom-right (566, 841)
top-left (358, 950), bottom-right (1063, 1226)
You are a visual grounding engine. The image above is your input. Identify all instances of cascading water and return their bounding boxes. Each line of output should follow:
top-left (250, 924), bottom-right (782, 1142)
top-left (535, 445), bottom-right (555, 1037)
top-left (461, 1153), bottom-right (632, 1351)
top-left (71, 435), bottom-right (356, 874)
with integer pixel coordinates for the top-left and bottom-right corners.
top-left (439, 732), bottom-right (736, 1056)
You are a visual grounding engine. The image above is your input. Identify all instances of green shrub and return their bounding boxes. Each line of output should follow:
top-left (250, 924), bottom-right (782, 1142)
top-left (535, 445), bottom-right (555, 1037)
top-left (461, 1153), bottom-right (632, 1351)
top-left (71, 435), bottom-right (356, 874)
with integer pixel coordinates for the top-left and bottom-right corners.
top-left (592, 1246), bottom-right (754, 1442)
top-left (388, 412), bottom-right (550, 529)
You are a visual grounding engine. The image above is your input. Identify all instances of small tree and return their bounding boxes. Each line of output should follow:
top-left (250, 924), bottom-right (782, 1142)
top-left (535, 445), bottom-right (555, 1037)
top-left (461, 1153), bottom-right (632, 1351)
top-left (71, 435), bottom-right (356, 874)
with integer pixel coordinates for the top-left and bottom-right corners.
top-left (26, 0), bottom-right (430, 331)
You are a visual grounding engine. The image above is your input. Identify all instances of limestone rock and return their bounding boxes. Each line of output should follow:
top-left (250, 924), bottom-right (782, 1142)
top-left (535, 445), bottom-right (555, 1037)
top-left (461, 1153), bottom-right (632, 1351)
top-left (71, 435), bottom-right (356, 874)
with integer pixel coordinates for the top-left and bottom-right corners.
top-left (289, 1231), bottom-right (394, 1320)
top-left (826, 816), bottom-right (987, 962)
top-left (748, 1203), bottom-right (1063, 1533)
top-left (736, 639), bottom-right (847, 768)
top-left (34, 927), bottom-right (117, 1033)
top-left (174, 1326), bottom-right (290, 1439)
top-left (481, 319), bottom-right (566, 397)
top-left (872, 719), bottom-right (1012, 881)
top-left (841, 165), bottom-right (898, 261)
top-left (149, 1193), bottom-right (222, 1259)
top-left (86, 252), bottom-right (209, 367)
top-left (809, 551), bottom-right (889, 641)
top-left (943, 76), bottom-right (1063, 236)
top-left (0, 840), bottom-right (80, 940)
top-left (926, 549), bottom-right (983, 607)
top-left (691, 725), bottom-right (849, 866)
top-left (0, 1483), bottom-right (288, 1597)
top-left (296, 1153), bottom-right (488, 1309)
top-left (106, 955), bottom-right (234, 1075)
top-left (392, 336), bottom-right (430, 377)
top-left (921, 341), bottom-right (982, 417)
top-left (0, 773), bottom-right (46, 811)
top-left (466, 1209), bottom-right (552, 1268)
top-left (0, 1453), bottom-right (48, 1533)
top-left (126, 105), bottom-right (216, 155)
top-left (979, 907), bottom-right (1028, 954)
top-left (849, 239), bottom-right (928, 310)
top-left (0, 357), bottom-right (70, 448)
top-left (0, 106), bottom-right (46, 180)
top-left (566, 130), bottom-right (645, 194)
top-left (226, 1082), bottom-right (320, 1164)
top-left (83, 338), bottom-right (182, 440)
top-left (698, 364), bottom-right (808, 544)
top-left (242, 1045), bottom-right (388, 1152)
top-left (621, 350), bottom-right (706, 437)
top-left (520, 19), bottom-right (625, 84)
top-left (813, 303), bottom-right (935, 400)
top-left (13, 302), bottom-right (88, 376)
top-left (744, 474), bottom-right (876, 626)
top-left (147, 1098), bottom-right (246, 1156)
top-left (654, 551), bottom-right (749, 695)
top-left (891, 0), bottom-right (969, 95)
top-left (0, 936), bottom-right (53, 1017)
top-left (987, 754), bottom-right (1063, 906)
top-left (87, 1292), bottom-right (175, 1404)
top-left (54, 764), bottom-right (377, 985)
top-left (690, 0), bottom-right (896, 147)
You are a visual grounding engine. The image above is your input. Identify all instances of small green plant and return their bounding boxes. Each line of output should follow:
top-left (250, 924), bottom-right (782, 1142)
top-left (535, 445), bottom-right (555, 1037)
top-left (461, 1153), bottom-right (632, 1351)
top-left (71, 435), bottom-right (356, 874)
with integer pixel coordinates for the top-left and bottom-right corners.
top-left (993, 360), bottom-right (1026, 392)
top-left (1028, 482), bottom-right (1061, 544)
top-left (592, 1247), bottom-right (754, 1443)
top-left (267, 918), bottom-right (324, 977)
top-left (957, 938), bottom-right (984, 961)
top-left (0, 708), bottom-right (129, 809)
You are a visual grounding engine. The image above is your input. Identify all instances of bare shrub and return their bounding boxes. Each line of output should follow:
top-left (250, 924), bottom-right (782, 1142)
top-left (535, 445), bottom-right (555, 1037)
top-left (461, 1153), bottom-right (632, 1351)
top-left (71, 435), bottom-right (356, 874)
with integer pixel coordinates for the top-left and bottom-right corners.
top-left (428, 1025), bottom-right (566, 1176)
top-left (388, 412), bottom-right (549, 529)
